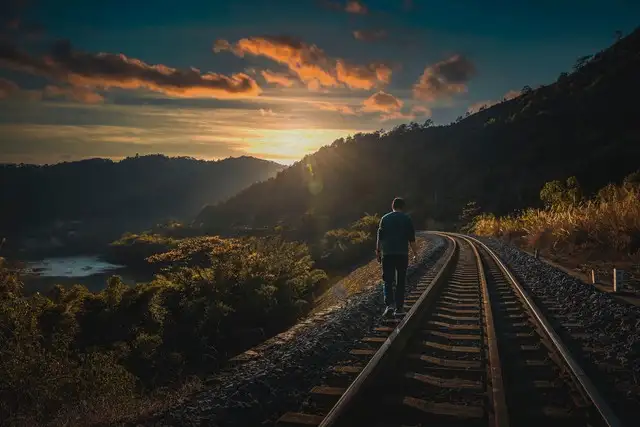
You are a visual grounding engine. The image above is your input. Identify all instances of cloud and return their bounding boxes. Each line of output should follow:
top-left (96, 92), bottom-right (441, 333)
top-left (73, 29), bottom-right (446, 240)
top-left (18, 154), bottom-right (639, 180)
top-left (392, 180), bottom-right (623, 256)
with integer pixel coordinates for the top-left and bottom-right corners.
top-left (312, 101), bottom-right (358, 115)
top-left (216, 36), bottom-right (338, 90)
top-left (467, 89), bottom-right (521, 114)
top-left (215, 36), bottom-right (391, 91)
top-left (319, 0), bottom-right (368, 14)
top-left (44, 85), bottom-right (104, 104)
top-left (380, 105), bottom-right (431, 122)
top-left (0, 40), bottom-right (262, 99)
top-left (345, 0), bottom-right (368, 14)
top-left (411, 105), bottom-right (431, 117)
top-left (353, 29), bottom-right (388, 42)
top-left (0, 40), bottom-right (51, 76)
top-left (336, 60), bottom-right (391, 90)
top-left (413, 54), bottom-right (476, 101)
top-left (362, 91), bottom-right (403, 113)
top-left (0, 77), bottom-right (19, 99)
top-left (261, 69), bottom-right (296, 87)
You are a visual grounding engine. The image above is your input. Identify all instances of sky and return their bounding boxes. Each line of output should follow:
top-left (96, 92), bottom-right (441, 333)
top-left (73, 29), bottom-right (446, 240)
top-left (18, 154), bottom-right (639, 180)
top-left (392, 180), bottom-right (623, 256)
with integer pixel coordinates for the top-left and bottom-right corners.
top-left (0, 0), bottom-right (638, 165)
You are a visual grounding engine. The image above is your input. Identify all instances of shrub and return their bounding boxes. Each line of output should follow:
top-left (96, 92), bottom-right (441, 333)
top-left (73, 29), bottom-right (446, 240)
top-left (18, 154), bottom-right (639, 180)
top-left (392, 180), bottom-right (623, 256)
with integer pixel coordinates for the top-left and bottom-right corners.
top-left (472, 172), bottom-right (640, 254)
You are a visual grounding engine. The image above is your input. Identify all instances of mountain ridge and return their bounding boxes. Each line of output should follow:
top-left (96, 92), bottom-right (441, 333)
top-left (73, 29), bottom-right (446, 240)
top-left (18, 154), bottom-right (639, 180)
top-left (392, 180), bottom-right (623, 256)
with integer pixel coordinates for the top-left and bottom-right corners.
top-left (0, 154), bottom-right (284, 247)
top-left (196, 27), bottom-right (640, 235)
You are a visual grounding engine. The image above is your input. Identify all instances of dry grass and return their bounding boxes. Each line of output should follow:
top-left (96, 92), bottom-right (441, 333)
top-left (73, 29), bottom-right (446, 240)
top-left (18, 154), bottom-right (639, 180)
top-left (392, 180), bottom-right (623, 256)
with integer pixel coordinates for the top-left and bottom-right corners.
top-left (53, 377), bottom-right (204, 427)
top-left (471, 183), bottom-right (640, 288)
top-left (472, 184), bottom-right (640, 255)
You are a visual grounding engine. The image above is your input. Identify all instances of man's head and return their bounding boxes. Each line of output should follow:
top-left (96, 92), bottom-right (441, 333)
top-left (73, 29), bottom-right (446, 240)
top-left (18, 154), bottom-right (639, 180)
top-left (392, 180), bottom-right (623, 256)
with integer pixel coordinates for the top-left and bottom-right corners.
top-left (392, 197), bottom-right (406, 212)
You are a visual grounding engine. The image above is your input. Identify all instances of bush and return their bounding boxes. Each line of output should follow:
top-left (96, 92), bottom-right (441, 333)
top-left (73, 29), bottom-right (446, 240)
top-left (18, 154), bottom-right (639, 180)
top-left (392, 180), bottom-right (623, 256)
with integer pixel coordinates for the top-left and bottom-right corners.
top-left (472, 172), bottom-right (640, 254)
top-left (0, 235), bottom-right (327, 425)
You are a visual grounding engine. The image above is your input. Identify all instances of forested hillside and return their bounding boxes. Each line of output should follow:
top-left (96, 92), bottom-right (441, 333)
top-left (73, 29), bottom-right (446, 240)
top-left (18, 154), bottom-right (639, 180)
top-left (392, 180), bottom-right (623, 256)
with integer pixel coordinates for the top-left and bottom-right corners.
top-left (0, 155), bottom-right (283, 247)
top-left (197, 27), bottom-right (640, 236)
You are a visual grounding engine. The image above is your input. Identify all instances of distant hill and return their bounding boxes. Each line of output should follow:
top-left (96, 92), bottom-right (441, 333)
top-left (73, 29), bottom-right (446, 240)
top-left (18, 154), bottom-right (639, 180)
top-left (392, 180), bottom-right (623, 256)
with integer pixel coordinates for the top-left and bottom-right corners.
top-left (0, 155), bottom-right (283, 245)
top-left (197, 27), bottom-right (640, 236)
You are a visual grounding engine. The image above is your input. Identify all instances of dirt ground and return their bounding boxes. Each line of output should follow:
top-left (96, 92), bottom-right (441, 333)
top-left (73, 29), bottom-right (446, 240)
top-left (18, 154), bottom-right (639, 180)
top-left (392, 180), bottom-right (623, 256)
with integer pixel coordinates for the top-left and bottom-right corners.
top-left (521, 247), bottom-right (640, 307)
top-left (310, 236), bottom-right (432, 314)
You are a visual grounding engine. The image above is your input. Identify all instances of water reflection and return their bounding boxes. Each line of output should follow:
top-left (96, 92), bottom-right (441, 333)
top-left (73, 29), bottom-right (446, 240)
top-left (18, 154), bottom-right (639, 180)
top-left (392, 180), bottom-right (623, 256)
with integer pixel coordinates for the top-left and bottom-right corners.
top-left (23, 256), bottom-right (142, 293)
top-left (26, 256), bottom-right (125, 278)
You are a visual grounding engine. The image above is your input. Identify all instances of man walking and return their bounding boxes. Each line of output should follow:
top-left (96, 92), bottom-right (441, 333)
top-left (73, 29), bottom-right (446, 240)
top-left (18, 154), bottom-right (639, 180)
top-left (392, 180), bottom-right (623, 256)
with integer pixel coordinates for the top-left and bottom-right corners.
top-left (376, 197), bottom-right (418, 317)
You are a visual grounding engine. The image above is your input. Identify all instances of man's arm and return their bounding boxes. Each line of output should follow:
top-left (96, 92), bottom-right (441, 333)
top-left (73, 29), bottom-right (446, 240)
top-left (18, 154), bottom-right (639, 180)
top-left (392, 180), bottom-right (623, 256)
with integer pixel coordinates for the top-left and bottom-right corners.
top-left (376, 217), bottom-right (384, 262)
top-left (408, 217), bottom-right (418, 260)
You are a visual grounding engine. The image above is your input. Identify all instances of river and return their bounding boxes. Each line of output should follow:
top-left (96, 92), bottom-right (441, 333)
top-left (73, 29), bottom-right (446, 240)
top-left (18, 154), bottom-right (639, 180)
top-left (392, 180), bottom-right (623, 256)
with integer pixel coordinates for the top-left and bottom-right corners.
top-left (23, 255), bottom-right (141, 293)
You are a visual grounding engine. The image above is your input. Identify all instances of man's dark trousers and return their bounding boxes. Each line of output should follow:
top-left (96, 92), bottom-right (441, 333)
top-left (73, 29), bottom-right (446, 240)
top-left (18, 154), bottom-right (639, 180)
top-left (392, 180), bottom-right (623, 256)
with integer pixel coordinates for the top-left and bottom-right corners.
top-left (382, 254), bottom-right (409, 310)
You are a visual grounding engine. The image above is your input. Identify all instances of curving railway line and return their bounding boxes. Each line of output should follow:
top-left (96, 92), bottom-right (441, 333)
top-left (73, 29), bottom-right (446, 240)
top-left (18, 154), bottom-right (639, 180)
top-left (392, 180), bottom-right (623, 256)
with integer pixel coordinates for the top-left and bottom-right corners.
top-left (276, 233), bottom-right (624, 427)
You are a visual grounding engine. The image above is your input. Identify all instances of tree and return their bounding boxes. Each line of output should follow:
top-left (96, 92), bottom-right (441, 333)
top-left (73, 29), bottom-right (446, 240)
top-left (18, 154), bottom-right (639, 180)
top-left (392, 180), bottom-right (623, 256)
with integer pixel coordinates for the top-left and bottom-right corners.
top-left (458, 201), bottom-right (481, 232)
top-left (573, 55), bottom-right (593, 71)
top-left (521, 85), bottom-right (533, 94)
top-left (423, 118), bottom-right (434, 127)
top-left (623, 170), bottom-right (640, 189)
top-left (540, 177), bottom-right (582, 208)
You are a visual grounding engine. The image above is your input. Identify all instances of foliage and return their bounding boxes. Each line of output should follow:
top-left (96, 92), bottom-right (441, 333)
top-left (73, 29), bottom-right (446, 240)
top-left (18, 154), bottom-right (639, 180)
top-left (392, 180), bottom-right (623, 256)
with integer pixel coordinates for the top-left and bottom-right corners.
top-left (472, 171), bottom-right (640, 254)
top-left (0, 155), bottom-right (283, 248)
top-left (198, 27), bottom-right (640, 243)
top-left (107, 232), bottom-right (180, 270)
top-left (458, 201), bottom-right (481, 232)
top-left (539, 176), bottom-right (583, 208)
top-left (319, 214), bottom-right (381, 270)
top-left (0, 236), bottom-right (325, 426)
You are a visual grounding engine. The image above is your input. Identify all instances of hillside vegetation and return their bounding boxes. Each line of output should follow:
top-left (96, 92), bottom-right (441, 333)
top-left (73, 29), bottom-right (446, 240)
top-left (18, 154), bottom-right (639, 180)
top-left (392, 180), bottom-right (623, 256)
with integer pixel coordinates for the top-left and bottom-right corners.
top-left (0, 155), bottom-right (283, 253)
top-left (0, 236), bottom-right (325, 426)
top-left (471, 172), bottom-right (640, 286)
top-left (472, 172), bottom-right (640, 254)
top-left (197, 27), bottom-right (640, 237)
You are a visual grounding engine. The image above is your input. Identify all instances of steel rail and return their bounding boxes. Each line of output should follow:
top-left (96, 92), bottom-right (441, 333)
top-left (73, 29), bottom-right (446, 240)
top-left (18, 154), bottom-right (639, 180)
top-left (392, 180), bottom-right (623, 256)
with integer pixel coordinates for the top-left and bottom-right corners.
top-left (317, 235), bottom-right (458, 427)
top-left (457, 233), bottom-right (624, 427)
top-left (461, 235), bottom-right (510, 427)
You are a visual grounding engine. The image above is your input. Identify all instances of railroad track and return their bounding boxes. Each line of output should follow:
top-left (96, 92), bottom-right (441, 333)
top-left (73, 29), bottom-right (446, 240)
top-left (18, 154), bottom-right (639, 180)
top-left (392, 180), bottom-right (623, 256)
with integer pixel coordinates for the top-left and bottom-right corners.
top-left (276, 233), bottom-right (623, 427)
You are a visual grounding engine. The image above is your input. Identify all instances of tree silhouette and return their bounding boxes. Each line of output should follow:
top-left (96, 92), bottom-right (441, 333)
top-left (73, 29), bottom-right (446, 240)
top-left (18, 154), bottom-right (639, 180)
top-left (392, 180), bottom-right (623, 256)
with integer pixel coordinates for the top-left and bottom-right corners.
top-left (573, 55), bottom-right (592, 71)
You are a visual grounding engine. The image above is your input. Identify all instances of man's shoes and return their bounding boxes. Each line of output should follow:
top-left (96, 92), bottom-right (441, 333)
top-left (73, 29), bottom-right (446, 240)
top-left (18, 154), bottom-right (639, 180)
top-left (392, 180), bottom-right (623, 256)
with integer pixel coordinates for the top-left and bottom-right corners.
top-left (394, 308), bottom-right (406, 316)
top-left (383, 306), bottom-right (394, 318)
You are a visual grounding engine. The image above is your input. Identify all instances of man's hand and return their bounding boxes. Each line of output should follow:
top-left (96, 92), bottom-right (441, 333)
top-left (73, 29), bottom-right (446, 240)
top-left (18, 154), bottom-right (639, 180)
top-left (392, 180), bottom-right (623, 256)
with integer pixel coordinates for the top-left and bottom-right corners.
top-left (410, 241), bottom-right (418, 263)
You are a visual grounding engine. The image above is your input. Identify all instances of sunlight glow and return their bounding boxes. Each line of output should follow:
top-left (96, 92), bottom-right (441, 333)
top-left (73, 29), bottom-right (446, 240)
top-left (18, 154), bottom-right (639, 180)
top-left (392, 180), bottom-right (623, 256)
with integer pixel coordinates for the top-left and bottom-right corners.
top-left (244, 128), bottom-right (355, 164)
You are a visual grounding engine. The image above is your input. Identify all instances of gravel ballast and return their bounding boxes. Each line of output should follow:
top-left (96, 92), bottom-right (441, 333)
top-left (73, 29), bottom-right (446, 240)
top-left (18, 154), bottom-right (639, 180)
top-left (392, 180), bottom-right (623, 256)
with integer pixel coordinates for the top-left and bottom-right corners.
top-left (143, 233), bottom-right (448, 427)
top-left (479, 236), bottom-right (640, 422)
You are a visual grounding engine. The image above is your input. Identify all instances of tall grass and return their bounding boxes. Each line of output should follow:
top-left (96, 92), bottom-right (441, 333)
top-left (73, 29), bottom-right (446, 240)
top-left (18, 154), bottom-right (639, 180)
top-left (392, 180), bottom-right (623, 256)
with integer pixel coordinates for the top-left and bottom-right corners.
top-left (472, 182), bottom-right (640, 255)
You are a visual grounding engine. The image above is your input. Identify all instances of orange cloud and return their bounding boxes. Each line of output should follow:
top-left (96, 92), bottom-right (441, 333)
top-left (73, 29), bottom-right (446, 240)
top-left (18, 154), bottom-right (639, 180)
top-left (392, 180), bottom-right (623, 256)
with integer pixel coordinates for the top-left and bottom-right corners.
top-left (411, 105), bottom-right (431, 117)
top-left (216, 36), bottom-right (338, 90)
top-left (0, 40), bottom-right (262, 99)
top-left (261, 69), bottom-right (296, 87)
top-left (381, 105), bottom-right (431, 122)
top-left (0, 77), bottom-right (19, 98)
top-left (362, 91), bottom-right (403, 113)
top-left (313, 101), bottom-right (358, 115)
top-left (345, 0), bottom-right (368, 14)
top-left (413, 54), bottom-right (475, 101)
top-left (44, 85), bottom-right (104, 104)
top-left (336, 60), bottom-right (391, 90)
top-left (353, 29), bottom-right (388, 42)
top-left (216, 36), bottom-right (391, 91)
